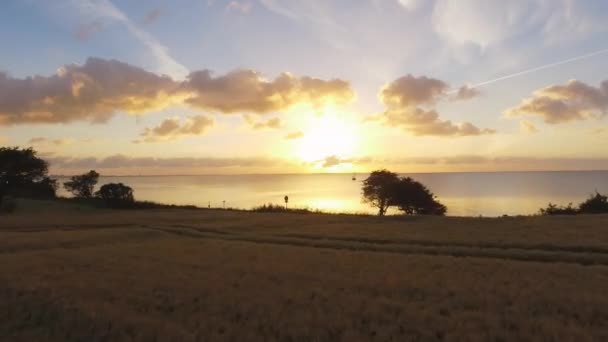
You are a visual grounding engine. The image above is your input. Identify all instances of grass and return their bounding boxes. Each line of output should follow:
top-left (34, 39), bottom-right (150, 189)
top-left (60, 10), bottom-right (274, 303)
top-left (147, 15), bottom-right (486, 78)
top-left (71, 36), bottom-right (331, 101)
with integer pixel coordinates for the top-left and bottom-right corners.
top-left (1, 204), bottom-right (608, 340)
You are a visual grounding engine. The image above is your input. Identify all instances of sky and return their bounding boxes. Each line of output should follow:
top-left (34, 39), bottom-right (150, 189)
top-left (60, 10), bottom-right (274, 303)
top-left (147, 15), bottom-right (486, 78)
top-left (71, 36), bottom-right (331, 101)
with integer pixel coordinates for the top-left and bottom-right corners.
top-left (1, 0), bottom-right (608, 175)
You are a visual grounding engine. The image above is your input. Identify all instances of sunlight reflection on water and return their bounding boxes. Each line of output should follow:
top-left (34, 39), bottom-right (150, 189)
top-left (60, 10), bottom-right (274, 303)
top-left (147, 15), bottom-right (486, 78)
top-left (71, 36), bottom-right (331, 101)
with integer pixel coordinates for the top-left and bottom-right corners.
top-left (56, 171), bottom-right (608, 217)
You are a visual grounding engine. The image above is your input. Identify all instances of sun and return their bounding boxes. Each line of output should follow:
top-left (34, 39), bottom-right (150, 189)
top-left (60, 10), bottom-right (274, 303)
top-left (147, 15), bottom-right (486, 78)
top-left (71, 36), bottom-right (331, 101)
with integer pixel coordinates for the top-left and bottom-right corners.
top-left (295, 109), bottom-right (358, 166)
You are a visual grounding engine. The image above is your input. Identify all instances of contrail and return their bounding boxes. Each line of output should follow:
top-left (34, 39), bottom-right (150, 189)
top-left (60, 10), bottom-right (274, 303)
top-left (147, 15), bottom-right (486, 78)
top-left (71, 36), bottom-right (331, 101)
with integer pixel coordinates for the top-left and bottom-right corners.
top-left (450, 48), bottom-right (608, 92)
top-left (71, 0), bottom-right (189, 79)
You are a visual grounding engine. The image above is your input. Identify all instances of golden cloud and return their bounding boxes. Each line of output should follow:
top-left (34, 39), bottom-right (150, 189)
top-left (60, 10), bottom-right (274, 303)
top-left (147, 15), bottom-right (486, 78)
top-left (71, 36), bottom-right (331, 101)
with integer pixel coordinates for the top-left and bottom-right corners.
top-left (136, 115), bottom-right (214, 143)
top-left (284, 130), bottom-right (304, 140)
top-left (519, 120), bottom-right (538, 133)
top-left (0, 58), bottom-right (355, 126)
top-left (182, 70), bottom-right (354, 114)
top-left (505, 80), bottom-right (608, 124)
top-left (0, 58), bottom-right (179, 125)
top-left (244, 115), bottom-right (282, 130)
top-left (28, 137), bottom-right (75, 146)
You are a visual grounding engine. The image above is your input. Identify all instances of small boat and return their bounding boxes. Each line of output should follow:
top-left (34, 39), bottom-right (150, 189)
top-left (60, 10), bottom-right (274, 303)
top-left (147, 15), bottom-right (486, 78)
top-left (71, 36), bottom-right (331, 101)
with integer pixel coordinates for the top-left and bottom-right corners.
top-left (351, 173), bottom-right (357, 181)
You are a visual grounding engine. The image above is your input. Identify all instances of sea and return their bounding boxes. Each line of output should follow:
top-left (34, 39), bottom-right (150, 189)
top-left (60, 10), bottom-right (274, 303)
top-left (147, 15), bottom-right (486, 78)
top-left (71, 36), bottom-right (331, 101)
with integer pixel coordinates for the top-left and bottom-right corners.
top-left (55, 171), bottom-right (608, 217)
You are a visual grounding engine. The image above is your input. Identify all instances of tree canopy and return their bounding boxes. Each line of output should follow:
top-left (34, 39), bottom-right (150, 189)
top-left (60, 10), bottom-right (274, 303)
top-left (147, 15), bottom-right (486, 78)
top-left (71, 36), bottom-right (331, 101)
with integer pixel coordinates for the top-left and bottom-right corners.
top-left (362, 170), bottom-right (446, 216)
top-left (390, 177), bottom-right (447, 215)
top-left (64, 170), bottom-right (100, 198)
top-left (362, 169), bottom-right (400, 216)
top-left (0, 147), bottom-right (57, 205)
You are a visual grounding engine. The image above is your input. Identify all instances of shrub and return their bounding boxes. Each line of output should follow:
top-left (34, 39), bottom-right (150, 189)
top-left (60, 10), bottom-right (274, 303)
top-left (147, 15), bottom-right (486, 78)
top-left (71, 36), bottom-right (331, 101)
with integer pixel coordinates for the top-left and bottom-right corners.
top-left (0, 196), bottom-right (17, 214)
top-left (252, 203), bottom-right (313, 214)
top-left (578, 192), bottom-right (608, 214)
top-left (539, 203), bottom-right (578, 215)
top-left (95, 183), bottom-right (134, 208)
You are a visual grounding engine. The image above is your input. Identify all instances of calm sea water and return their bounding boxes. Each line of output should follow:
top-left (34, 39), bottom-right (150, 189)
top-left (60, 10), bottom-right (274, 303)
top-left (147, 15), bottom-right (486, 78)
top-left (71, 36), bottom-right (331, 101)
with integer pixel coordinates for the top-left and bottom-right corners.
top-left (56, 171), bottom-right (608, 217)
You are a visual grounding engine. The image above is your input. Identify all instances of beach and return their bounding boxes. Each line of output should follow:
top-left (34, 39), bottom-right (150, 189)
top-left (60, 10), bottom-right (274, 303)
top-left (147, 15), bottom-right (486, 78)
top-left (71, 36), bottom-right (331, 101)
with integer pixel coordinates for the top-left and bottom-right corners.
top-left (1, 202), bottom-right (607, 340)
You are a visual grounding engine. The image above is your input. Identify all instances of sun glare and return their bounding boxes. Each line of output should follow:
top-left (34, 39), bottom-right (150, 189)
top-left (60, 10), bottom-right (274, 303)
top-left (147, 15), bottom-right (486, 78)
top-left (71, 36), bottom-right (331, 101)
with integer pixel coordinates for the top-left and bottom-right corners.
top-left (295, 109), bottom-right (358, 166)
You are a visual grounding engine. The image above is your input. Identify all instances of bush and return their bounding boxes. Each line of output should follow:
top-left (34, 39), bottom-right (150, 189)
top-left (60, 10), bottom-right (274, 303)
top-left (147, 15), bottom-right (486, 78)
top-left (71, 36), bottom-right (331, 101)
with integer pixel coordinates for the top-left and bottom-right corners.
top-left (95, 183), bottom-right (135, 208)
top-left (579, 192), bottom-right (608, 214)
top-left (539, 203), bottom-right (578, 215)
top-left (540, 192), bottom-right (608, 215)
top-left (252, 203), bottom-right (313, 214)
top-left (0, 196), bottom-right (17, 214)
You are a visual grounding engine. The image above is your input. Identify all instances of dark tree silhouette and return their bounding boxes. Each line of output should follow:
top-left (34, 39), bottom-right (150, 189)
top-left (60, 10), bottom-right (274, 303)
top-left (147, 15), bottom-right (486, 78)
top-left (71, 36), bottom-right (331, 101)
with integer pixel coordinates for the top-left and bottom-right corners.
top-left (578, 192), bottom-right (608, 214)
top-left (64, 170), bottom-right (99, 198)
top-left (362, 170), bottom-right (447, 216)
top-left (95, 183), bottom-right (134, 207)
top-left (0, 147), bottom-right (57, 206)
top-left (362, 169), bottom-right (400, 216)
top-left (390, 177), bottom-right (447, 215)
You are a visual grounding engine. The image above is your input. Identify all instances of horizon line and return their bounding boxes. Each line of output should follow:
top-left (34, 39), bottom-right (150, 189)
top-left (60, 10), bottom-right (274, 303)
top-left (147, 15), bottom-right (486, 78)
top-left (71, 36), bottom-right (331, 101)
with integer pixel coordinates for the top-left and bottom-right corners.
top-left (49, 169), bottom-right (608, 177)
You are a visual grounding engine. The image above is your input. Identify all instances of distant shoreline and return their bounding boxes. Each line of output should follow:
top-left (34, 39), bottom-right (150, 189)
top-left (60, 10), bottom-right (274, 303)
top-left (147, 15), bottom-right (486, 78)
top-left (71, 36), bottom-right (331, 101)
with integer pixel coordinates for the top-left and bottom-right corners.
top-left (49, 169), bottom-right (608, 178)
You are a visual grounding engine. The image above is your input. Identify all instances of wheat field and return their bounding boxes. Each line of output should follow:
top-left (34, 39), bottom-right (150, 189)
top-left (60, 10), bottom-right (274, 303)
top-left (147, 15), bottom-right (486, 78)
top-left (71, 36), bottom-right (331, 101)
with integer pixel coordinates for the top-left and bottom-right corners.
top-left (1, 204), bottom-right (608, 341)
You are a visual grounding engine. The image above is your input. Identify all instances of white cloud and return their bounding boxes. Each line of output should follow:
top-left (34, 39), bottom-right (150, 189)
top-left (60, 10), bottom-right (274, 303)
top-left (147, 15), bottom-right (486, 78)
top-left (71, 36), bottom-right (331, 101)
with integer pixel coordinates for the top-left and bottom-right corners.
top-left (70, 0), bottom-right (189, 79)
top-left (397, 0), bottom-right (424, 11)
top-left (431, 0), bottom-right (607, 48)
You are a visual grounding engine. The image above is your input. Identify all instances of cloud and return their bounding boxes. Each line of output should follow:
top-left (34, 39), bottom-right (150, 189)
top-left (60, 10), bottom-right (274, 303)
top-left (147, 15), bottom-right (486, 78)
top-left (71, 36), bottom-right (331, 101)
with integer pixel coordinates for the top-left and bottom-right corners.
top-left (520, 120), bottom-right (538, 134)
top-left (182, 69), bottom-right (354, 114)
top-left (397, 155), bottom-right (608, 171)
top-left (0, 57), bottom-right (353, 126)
top-left (380, 74), bottom-right (448, 107)
top-left (46, 154), bottom-right (288, 171)
top-left (143, 8), bottom-right (162, 25)
top-left (315, 154), bottom-right (608, 171)
top-left (377, 74), bottom-right (495, 136)
top-left (593, 127), bottom-right (607, 135)
top-left (73, 21), bottom-right (103, 41)
top-left (321, 155), bottom-right (342, 168)
top-left (0, 58), bottom-right (179, 125)
top-left (397, 0), bottom-right (424, 11)
top-left (316, 155), bottom-right (372, 168)
top-left (505, 79), bottom-right (608, 124)
top-left (136, 115), bottom-right (214, 143)
top-left (452, 85), bottom-right (481, 101)
top-left (71, 0), bottom-right (188, 79)
top-left (28, 137), bottom-right (74, 146)
top-left (285, 130), bottom-right (304, 140)
top-left (244, 115), bottom-right (282, 130)
top-left (226, 1), bottom-right (253, 14)
top-left (431, 0), bottom-right (607, 48)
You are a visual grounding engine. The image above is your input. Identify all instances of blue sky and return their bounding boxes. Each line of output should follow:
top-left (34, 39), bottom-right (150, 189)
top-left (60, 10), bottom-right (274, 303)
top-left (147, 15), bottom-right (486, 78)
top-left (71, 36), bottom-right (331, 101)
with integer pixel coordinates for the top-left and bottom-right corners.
top-left (1, 0), bottom-right (608, 174)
